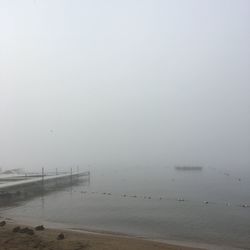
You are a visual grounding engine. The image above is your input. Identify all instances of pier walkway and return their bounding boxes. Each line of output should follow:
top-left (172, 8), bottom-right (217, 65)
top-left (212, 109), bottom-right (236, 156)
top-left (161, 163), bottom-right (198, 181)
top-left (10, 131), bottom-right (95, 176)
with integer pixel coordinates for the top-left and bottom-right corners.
top-left (0, 171), bottom-right (90, 193)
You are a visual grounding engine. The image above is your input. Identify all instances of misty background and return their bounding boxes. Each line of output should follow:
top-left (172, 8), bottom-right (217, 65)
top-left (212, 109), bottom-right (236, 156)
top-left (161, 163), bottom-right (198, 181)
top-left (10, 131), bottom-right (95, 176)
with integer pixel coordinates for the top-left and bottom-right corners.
top-left (0, 0), bottom-right (249, 172)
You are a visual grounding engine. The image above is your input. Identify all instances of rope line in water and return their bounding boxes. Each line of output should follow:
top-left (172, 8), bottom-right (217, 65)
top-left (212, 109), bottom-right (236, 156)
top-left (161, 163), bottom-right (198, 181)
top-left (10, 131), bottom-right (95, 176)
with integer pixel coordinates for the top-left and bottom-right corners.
top-left (79, 190), bottom-right (250, 208)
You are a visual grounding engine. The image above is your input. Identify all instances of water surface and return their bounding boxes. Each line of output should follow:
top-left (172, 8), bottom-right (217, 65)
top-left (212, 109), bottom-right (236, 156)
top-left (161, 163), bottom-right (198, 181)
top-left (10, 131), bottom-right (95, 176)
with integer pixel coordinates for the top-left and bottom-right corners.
top-left (1, 166), bottom-right (250, 249)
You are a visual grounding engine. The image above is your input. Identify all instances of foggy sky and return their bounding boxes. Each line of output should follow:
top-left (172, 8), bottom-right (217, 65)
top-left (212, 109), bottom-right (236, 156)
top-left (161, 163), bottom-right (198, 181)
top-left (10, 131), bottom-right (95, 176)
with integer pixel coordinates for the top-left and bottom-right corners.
top-left (0, 0), bottom-right (249, 171)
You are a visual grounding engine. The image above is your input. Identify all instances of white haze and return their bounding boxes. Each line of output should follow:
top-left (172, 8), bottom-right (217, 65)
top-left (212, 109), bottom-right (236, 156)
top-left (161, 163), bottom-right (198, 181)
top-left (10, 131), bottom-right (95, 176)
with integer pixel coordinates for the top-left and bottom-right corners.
top-left (0, 0), bottom-right (249, 172)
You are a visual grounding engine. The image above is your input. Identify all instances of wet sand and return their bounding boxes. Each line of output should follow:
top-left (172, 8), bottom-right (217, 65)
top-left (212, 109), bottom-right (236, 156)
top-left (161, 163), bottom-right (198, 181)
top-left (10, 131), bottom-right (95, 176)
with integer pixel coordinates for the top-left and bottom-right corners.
top-left (0, 220), bottom-right (203, 250)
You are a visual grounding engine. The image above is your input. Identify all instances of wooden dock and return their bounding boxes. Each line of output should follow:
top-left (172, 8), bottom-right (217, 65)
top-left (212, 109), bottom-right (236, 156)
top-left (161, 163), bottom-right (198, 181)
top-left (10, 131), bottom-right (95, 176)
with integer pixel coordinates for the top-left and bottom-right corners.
top-left (0, 171), bottom-right (90, 198)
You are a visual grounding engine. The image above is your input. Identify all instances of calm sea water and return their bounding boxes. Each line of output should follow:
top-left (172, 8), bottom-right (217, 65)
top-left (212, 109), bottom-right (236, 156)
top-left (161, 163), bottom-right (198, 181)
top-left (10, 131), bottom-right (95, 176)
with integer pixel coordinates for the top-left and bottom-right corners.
top-left (1, 166), bottom-right (250, 249)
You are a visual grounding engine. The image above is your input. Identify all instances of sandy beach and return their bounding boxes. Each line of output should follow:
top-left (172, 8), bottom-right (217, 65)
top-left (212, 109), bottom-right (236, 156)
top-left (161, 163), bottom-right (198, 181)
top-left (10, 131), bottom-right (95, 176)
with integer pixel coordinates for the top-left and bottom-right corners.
top-left (0, 219), bottom-right (204, 250)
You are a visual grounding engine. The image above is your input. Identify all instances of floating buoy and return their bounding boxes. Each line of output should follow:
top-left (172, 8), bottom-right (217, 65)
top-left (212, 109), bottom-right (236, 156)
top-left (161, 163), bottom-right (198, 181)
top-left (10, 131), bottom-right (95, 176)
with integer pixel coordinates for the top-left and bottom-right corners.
top-left (241, 204), bottom-right (248, 208)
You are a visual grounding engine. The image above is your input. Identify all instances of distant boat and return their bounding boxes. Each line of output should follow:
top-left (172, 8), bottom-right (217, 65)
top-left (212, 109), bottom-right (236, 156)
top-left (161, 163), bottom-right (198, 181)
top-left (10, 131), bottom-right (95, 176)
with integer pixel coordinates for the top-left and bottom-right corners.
top-left (174, 166), bottom-right (203, 171)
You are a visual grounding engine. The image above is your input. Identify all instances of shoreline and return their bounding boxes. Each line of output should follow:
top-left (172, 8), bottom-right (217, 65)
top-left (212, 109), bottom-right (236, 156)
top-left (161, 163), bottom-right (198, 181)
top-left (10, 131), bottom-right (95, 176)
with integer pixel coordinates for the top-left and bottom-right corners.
top-left (0, 218), bottom-right (204, 250)
top-left (0, 216), bottom-right (244, 250)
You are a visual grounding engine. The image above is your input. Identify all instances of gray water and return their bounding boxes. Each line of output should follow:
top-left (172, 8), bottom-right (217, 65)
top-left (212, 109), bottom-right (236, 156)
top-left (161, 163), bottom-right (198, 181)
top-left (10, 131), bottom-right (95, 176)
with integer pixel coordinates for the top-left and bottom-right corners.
top-left (1, 166), bottom-right (250, 249)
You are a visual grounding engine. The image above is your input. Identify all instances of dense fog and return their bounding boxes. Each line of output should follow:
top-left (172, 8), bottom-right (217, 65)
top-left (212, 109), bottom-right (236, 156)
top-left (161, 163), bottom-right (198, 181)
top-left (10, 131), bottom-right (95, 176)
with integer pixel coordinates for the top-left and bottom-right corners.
top-left (0, 0), bottom-right (249, 172)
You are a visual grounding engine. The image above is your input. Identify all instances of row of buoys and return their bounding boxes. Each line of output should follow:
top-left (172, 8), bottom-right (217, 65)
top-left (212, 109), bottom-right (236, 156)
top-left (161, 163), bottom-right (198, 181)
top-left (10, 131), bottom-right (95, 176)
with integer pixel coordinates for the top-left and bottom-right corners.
top-left (79, 191), bottom-right (249, 208)
top-left (209, 167), bottom-right (243, 182)
top-left (223, 172), bottom-right (242, 182)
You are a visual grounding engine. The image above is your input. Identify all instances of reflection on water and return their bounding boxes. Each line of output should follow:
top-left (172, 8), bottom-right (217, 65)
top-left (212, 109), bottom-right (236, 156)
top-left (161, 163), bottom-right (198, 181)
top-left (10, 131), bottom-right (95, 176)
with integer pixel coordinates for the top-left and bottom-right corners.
top-left (1, 167), bottom-right (250, 249)
top-left (0, 177), bottom-right (90, 210)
